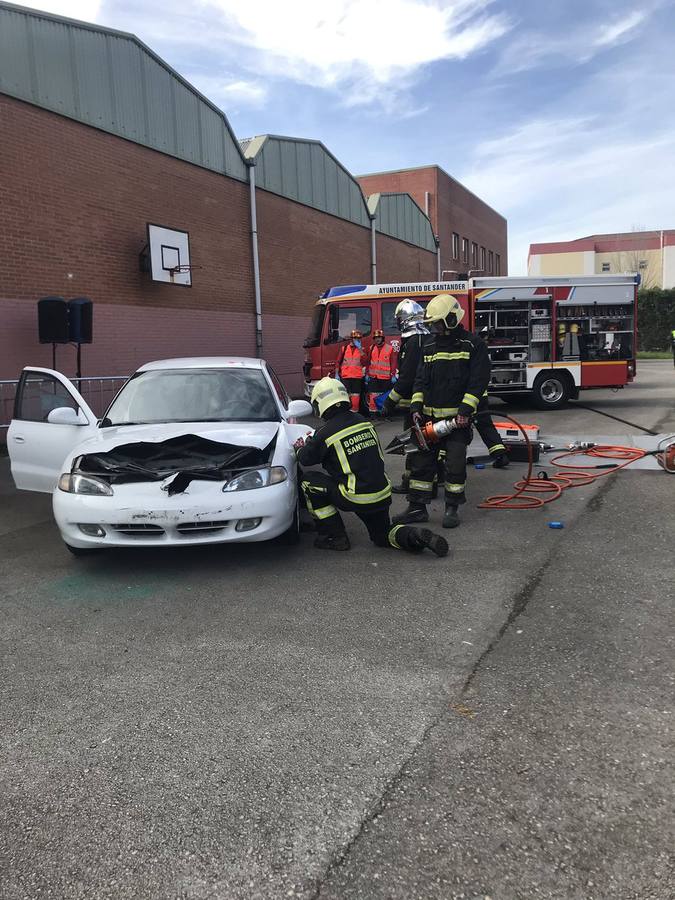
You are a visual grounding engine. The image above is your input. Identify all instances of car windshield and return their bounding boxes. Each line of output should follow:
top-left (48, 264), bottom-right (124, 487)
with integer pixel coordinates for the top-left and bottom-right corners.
top-left (103, 368), bottom-right (280, 426)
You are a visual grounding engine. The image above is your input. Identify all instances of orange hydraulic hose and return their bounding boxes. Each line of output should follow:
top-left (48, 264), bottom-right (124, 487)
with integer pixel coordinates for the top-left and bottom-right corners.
top-left (478, 414), bottom-right (647, 510)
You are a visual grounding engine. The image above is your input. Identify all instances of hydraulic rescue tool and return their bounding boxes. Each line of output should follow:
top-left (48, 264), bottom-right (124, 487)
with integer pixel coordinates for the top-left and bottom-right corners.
top-left (385, 417), bottom-right (457, 454)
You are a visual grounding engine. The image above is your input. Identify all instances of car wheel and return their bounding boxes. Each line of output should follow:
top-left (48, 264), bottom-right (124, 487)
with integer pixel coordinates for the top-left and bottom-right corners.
top-left (531, 373), bottom-right (571, 410)
top-left (277, 502), bottom-right (301, 545)
top-left (65, 543), bottom-right (102, 557)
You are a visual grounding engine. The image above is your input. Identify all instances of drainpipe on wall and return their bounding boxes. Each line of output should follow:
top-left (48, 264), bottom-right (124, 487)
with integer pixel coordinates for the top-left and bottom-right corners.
top-left (435, 236), bottom-right (441, 280)
top-left (248, 162), bottom-right (263, 357)
top-left (370, 215), bottom-right (377, 283)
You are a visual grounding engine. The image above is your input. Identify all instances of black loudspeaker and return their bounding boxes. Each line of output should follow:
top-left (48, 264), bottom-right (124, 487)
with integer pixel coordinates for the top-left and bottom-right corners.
top-left (68, 297), bottom-right (93, 343)
top-left (38, 297), bottom-right (69, 343)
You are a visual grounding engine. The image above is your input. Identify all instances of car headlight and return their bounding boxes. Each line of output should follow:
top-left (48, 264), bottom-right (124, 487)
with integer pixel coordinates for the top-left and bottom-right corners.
top-left (222, 466), bottom-right (287, 492)
top-left (58, 473), bottom-right (114, 496)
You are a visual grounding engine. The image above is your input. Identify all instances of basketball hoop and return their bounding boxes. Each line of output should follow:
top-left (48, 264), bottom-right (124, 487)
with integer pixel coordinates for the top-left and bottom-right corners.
top-left (168, 264), bottom-right (200, 283)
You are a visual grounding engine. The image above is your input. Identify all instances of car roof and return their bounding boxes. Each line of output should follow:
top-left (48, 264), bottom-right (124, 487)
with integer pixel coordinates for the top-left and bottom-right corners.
top-left (137, 357), bottom-right (266, 371)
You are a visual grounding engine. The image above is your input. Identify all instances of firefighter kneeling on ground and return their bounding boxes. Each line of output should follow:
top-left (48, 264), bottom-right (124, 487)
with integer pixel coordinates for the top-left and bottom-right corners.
top-left (393, 293), bottom-right (491, 530)
top-left (295, 377), bottom-right (448, 557)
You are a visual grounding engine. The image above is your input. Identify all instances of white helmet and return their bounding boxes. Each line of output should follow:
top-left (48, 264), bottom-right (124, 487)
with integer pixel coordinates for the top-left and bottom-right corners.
top-left (394, 299), bottom-right (429, 337)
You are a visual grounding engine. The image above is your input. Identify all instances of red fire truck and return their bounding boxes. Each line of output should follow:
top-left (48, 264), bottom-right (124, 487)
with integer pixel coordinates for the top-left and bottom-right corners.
top-left (303, 274), bottom-right (639, 409)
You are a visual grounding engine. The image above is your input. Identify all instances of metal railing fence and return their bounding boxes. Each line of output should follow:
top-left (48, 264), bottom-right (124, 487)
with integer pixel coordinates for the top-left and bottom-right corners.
top-left (1, 375), bottom-right (129, 431)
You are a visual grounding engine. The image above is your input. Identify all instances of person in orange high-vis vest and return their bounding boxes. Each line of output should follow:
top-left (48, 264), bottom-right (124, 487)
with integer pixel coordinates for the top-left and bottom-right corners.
top-left (367, 330), bottom-right (395, 413)
top-left (337, 330), bottom-right (366, 412)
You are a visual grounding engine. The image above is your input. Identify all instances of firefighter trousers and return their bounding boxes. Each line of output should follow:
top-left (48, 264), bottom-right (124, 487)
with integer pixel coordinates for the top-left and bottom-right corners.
top-left (474, 409), bottom-right (506, 457)
top-left (341, 377), bottom-right (363, 413)
top-left (407, 427), bottom-right (472, 505)
top-left (300, 471), bottom-right (428, 552)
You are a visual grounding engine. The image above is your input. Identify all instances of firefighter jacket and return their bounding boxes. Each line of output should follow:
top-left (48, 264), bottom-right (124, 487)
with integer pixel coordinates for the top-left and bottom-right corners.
top-left (338, 344), bottom-right (366, 379)
top-left (410, 326), bottom-right (491, 420)
top-left (296, 409), bottom-right (392, 509)
top-left (368, 343), bottom-right (394, 380)
top-left (387, 334), bottom-right (424, 409)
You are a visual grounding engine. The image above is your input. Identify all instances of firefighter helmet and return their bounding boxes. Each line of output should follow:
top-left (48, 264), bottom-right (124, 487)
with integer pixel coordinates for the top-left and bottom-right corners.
top-left (350, 329), bottom-right (362, 340)
top-left (424, 294), bottom-right (465, 330)
top-left (394, 299), bottom-right (428, 337)
top-left (373, 329), bottom-right (385, 340)
top-left (311, 377), bottom-right (350, 417)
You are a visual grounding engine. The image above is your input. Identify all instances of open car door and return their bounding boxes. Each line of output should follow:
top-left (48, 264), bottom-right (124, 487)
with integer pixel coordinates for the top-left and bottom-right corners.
top-left (7, 367), bottom-right (98, 492)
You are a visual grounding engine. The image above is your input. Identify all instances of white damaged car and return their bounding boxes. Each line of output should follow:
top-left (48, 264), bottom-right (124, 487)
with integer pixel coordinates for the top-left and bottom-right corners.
top-left (7, 358), bottom-right (313, 555)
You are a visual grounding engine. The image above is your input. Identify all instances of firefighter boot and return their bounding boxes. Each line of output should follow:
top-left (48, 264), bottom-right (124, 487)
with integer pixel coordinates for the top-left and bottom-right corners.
top-left (492, 453), bottom-right (509, 469)
top-left (442, 503), bottom-right (460, 529)
top-left (314, 533), bottom-right (351, 551)
top-left (391, 471), bottom-right (410, 494)
top-left (414, 528), bottom-right (449, 557)
top-left (392, 502), bottom-right (429, 525)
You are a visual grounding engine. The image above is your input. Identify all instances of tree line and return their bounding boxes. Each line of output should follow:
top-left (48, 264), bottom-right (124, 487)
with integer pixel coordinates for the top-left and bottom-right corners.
top-left (638, 289), bottom-right (675, 350)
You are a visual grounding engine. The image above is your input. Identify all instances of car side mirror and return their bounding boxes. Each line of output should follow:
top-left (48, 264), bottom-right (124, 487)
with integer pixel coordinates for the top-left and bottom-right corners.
top-left (287, 400), bottom-right (313, 418)
top-left (47, 406), bottom-right (87, 425)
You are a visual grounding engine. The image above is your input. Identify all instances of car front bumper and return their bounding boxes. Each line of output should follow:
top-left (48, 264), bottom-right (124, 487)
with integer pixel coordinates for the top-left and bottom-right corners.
top-left (53, 477), bottom-right (296, 548)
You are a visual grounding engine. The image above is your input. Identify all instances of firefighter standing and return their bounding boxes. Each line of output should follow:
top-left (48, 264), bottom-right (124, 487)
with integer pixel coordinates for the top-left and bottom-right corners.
top-left (296, 377), bottom-right (448, 557)
top-left (337, 330), bottom-right (366, 412)
top-left (366, 329), bottom-right (395, 413)
top-left (474, 392), bottom-right (509, 467)
top-left (473, 328), bottom-right (508, 467)
top-left (393, 293), bottom-right (490, 529)
top-left (382, 299), bottom-right (429, 492)
top-left (671, 328), bottom-right (675, 367)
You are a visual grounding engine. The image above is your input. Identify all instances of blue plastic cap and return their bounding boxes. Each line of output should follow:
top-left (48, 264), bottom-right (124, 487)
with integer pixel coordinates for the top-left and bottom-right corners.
top-left (474, 463), bottom-right (486, 469)
top-left (548, 521), bottom-right (564, 529)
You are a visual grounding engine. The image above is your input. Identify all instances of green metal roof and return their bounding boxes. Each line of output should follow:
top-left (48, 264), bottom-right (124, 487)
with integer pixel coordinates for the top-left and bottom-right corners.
top-left (242, 134), bottom-right (371, 229)
top-left (368, 193), bottom-right (437, 252)
top-left (0, 1), bottom-right (248, 181)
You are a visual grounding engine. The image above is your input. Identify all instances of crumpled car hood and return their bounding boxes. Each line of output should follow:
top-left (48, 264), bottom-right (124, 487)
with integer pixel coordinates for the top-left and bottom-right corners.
top-left (77, 421), bottom-right (281, 454)
top-left (72, 422), bottom-right (285, 494)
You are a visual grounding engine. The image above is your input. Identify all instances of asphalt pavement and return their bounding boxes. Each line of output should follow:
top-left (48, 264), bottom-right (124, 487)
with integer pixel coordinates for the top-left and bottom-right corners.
top-left (0, 361), bottom-right (673, 899)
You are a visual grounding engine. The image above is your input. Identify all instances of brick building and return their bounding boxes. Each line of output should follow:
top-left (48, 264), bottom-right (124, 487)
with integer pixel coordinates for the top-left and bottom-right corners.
top-left (0, 3), bottom-right (504, 398)
top-left (358, 166), bottom-right (508, 278)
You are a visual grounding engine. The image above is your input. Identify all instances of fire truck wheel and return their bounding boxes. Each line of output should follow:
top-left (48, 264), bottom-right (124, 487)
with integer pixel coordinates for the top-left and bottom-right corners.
top-left (531, 373), bottom-right (571, 410)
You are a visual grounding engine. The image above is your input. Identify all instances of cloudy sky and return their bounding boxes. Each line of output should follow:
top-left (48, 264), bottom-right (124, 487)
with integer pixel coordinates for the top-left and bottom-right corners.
top-left (31, 0), bottom-right (675, 273)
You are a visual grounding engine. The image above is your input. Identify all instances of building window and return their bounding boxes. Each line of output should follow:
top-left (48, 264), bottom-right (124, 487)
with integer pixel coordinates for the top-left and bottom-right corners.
top-left (462, 238), bottom-right (469, 264)
top-left (480, 247), bottom-right (486, 271)
top-left (495, 254), bottom-right (501, 275)
top-left (639, 259), bottom-right (648, 269)
top-left (471, 242), bottom-right (478, 267)
top-left (488, 250), bottom-right (494, 274)
top-left (601, 262), bottom-right (610, 272)
top-left (452, 232), bottom-right (460, 260)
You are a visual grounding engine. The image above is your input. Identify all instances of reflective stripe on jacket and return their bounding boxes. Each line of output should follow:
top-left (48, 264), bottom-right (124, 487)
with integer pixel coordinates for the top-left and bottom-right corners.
top-left (340, 345), bottom-right (365, 379)
top-left (368, 343), bottom-right (393, 380)
top-left (388, 334), bottom-right (423, 408)
top-left (410, 327), bottom-right (491, 420)
top-left (296, 410), bottom-right (392, 508)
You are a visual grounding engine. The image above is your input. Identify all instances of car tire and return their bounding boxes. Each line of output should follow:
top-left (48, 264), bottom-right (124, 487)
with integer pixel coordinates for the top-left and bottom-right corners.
top-left (65, 543), bottom-right (102, 557)
top-left (531, 373), bottom-right (571, 410)
top-left (277, 502), bottom-right (301, 545)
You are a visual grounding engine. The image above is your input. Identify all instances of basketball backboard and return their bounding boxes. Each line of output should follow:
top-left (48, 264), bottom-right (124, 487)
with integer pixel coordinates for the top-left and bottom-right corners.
top-left (147, 224), bottom-right (192, 286)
